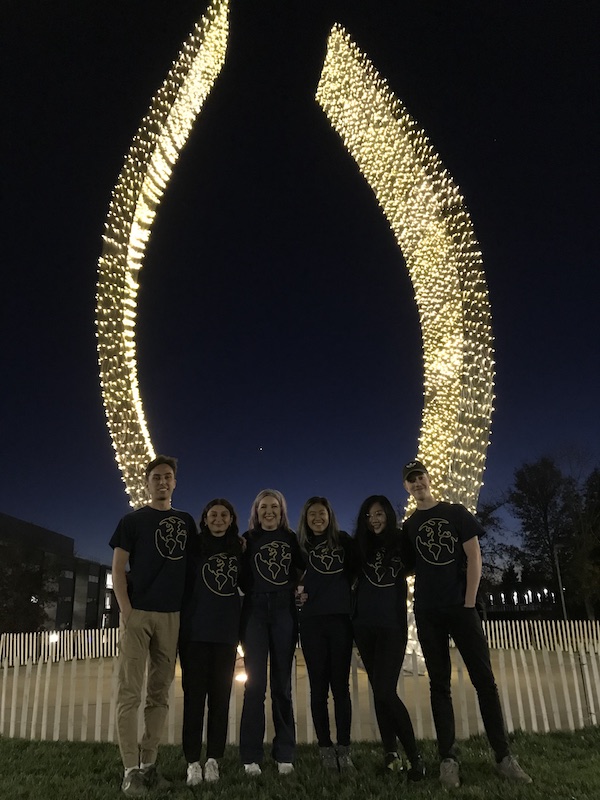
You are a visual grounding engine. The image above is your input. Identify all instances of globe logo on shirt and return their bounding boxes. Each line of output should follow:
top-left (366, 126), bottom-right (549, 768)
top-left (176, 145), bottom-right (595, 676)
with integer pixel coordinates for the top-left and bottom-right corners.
top-left (415, 517), bottom-right (458, 565)
top-left (202, 553), bottom-right (238, 596)
top-left (255, 541), bottom-right (292, 585)
top-left (309, 541), bottom-right (344, 575)
top-left (155, 516), bottom-right (188, 560)
top-left (364, 550), bottom-right (402, 587)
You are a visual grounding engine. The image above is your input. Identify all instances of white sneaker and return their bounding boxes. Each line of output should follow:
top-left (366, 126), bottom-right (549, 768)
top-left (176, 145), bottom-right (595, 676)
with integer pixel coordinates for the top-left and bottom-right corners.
top-left (204, 758), bottom-right (219, 782)
top-left (277, 762), bottom-right (294, 775)
top-left (186, 761), bottom-right (203, 786)
top-left (244, 763), bottom-right (262, 776)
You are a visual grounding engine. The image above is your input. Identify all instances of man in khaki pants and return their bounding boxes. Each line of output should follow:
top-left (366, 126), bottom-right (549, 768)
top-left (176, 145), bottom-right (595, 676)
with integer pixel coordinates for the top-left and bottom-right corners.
top-left (110, 455), bottom-right (196, 796)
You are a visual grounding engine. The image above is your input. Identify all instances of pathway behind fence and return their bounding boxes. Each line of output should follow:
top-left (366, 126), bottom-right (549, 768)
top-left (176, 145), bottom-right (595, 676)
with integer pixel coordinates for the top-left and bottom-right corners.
top-left (2, 645), bottom-right (599, 746)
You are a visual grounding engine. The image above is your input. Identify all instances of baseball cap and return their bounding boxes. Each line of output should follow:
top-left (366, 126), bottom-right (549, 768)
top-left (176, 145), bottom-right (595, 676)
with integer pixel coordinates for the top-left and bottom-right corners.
top-left (402, 460), bottom-right (428, 481)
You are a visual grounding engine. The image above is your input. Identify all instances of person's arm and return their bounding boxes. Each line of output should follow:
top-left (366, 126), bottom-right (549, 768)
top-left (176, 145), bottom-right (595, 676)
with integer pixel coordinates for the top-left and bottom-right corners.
top-left (399, 524), bottom-right (416, 575)
top-left (112, 546), bottom-right (132, 620)
top-left (462, 536), bottom-right (482, 608)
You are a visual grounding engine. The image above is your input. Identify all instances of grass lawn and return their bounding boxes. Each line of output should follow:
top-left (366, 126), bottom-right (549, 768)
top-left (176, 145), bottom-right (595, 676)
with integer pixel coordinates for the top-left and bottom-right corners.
top-left (1, 728), bottom-right (599, 800)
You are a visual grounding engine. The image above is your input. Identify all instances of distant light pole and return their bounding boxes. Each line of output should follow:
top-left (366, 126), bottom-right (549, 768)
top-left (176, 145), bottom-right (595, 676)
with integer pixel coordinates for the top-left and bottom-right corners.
top-left (553, 544), bottom-right (568, 622)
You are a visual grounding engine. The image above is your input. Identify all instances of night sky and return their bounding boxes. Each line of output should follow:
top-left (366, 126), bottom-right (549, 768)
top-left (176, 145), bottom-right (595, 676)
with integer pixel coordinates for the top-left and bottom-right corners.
top-left (3, 0), bottom-right (598, 566)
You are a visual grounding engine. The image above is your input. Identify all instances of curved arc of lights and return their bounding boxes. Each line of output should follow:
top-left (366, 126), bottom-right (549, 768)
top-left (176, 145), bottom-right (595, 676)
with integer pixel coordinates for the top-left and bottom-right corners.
top-left (96, 1), bottom-right (230, 507)
top-left (316, 26), bottom-right (495, 513)
top-left (96, 9), bottom-right (494, 516)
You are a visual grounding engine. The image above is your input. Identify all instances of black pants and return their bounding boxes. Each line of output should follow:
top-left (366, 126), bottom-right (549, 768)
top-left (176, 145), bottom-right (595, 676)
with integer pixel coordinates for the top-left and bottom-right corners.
top-left (353, 623), bottom-right (418, 760)
top-left (179, 640), bottom-right (237, 762)
top-left (239, 592), bottom-right (297, 764)
top-left (300, 613), bottom-right (353, 747)
top-left (416, 605), bottom-right (509, 762)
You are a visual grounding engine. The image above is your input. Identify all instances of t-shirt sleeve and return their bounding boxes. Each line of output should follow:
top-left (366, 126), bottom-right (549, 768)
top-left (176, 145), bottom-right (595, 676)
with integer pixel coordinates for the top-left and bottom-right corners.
top-left (109, 514), bottom-right (134, 552)
top-left (456, 504), bottom-right (485, 544)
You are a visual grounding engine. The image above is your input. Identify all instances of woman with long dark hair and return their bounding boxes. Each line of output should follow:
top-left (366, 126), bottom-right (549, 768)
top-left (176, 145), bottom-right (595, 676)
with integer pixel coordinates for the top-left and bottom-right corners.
top-left (179, 498), bottom-right (243, 785)
top-left (238, 489), bottom-right (305, 775)
top-left (296, 496), bottom-right (355, 771)
top-left (353, 494), bottom-right (424, 780)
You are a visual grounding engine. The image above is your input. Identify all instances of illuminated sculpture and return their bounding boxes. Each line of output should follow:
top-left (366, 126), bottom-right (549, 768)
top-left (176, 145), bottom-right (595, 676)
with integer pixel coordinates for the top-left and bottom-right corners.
top-left (96, 2), bottom-right (494, 513)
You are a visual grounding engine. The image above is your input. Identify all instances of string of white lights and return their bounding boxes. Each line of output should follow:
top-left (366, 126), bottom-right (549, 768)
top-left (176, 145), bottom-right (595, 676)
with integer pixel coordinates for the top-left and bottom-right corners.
top-left (96, 11), bottom-right (493, 523)
top-left (316, 26), bottom-right (495, 516)
top-left (96, 0), bottom-right (230, 506)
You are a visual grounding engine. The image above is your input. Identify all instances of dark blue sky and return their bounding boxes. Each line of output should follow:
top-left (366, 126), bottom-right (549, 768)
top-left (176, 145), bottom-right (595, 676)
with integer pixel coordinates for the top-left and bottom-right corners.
top-left (2, 0), bottom-right (598, 565)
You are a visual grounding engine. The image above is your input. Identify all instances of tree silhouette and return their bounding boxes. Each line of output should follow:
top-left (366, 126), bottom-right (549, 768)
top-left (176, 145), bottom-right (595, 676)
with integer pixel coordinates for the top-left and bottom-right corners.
top-left (0, 543), bottom-right (58, 633)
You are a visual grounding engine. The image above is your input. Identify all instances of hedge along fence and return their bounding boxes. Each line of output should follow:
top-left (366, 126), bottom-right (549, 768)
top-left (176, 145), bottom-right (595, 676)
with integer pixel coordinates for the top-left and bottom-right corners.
top-left (1, 620), bottom-right (600, 668)
top-left (1, 646), bottom-right (599, 746)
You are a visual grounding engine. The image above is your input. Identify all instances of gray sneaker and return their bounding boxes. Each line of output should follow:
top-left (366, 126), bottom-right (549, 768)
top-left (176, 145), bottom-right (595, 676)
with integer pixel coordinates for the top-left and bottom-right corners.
top-left (320, 746), bottom-right (338, 771)
top-left (121, 769), bottom-right (148, 797)
top-left (496, 755), bottom-right (532, 783)
top-left (336, 745), bottom-right (356, 772)
top-left (439, 758), bottom-right (460, 788)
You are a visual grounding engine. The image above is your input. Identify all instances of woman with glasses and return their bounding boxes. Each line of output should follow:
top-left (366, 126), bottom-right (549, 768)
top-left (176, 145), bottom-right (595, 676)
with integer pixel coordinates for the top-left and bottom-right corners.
top-left (353, 495), bottom-right (424, 780)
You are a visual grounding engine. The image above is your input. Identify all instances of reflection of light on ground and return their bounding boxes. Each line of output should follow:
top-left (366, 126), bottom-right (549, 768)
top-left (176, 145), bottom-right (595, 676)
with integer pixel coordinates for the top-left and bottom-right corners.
top-left (235, 672), bottom-right (247, 683)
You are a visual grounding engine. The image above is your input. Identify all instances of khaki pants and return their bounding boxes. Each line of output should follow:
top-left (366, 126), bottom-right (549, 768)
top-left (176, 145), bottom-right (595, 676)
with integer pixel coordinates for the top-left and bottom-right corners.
top-left (116, 609), bottom-right (180, 768)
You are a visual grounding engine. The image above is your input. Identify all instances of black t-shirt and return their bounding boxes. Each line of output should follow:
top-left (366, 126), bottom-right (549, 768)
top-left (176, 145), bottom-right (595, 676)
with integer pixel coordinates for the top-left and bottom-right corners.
top-left (353, 545), bottom-right (408, 629)
top-left (180, 534), bottom-right (242, 645)
top-left (240, 527), bottom-right (305, 594)
top-left (109, 505), bottom-right (196, 612)
top-left (301, 531), bottom-right (353, 618)
top-left (402, 501), bottom-right (483, 611)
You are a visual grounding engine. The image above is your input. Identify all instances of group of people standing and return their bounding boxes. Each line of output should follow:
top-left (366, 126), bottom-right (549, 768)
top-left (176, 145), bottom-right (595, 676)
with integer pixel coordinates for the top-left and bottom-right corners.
top-left (110, 455), bottom-right (532, 796)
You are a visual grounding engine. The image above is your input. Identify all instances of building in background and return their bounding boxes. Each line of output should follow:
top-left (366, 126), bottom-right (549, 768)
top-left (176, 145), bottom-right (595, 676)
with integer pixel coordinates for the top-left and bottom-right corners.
top-left (0, 512), bottom-right (117, 631)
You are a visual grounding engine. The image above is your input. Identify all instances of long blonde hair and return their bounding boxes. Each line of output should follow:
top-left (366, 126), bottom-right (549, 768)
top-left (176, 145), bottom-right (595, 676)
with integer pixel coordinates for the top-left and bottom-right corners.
top-left (248, 488), bottom-right (293, 533)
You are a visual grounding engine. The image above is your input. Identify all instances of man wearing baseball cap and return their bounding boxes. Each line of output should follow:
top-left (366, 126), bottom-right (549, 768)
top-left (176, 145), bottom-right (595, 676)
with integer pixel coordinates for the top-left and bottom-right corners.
top-left (401, 460), bottom-right (532, 789)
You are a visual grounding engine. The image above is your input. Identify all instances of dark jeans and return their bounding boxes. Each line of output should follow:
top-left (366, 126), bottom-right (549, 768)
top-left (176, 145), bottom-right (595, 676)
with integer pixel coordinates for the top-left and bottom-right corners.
top-left (179, 640), bottom-right (237, 762)
top-left (416, 605), bottom-right (509, 762)
top-left (300, 613), bottom-right (353, 747)
top-left (239, 591), bottom-right (298, 764)
top-left (353, 623), bottom-right (418, 760)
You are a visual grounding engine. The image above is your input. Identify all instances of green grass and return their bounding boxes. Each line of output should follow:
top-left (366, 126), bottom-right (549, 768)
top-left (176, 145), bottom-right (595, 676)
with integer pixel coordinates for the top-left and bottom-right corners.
top-left (1, 729), bottom-right (599, 799)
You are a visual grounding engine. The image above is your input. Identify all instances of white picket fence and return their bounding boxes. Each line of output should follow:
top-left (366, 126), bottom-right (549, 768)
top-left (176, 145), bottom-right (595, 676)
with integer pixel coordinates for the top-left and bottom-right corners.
top-left (1, 619), bottom-right (599, 669)
top-left (1, 643), bottom-right (599, 746)
top-left (482, 618), bottom-right (600, 653)
top-left (0, 628), bottom-right (119, 667)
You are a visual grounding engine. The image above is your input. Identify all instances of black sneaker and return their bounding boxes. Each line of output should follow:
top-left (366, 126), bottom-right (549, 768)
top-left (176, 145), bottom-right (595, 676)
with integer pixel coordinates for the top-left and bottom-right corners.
top-left (121, 769), bottom-right (148, 797)
top-left (140, 764), bottom-right (171, 791)
top-left (336, 745), bottom-right (356, 772)
top-left (319, 746), bottom-right (338, 771)
top-left (407, 754), bottom-right (426, 782)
